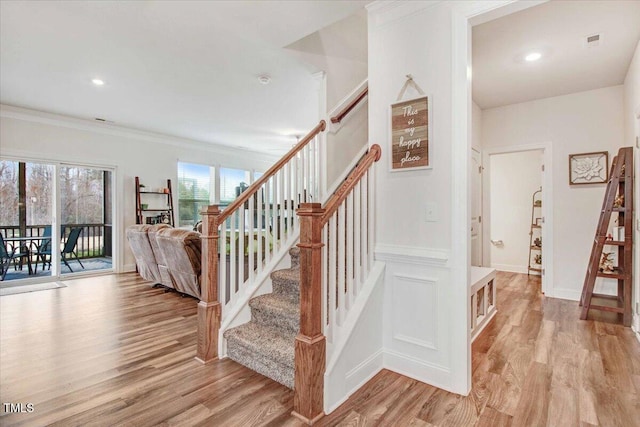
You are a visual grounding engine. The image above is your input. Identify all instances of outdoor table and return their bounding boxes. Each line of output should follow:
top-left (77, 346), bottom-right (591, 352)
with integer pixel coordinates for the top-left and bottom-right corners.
top-left (3, 236), bottom-right (44, 275)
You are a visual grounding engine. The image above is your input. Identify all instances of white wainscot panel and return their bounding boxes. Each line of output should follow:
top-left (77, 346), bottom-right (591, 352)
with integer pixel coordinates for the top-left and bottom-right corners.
top-left (392, 273), bottom-right (438, 350)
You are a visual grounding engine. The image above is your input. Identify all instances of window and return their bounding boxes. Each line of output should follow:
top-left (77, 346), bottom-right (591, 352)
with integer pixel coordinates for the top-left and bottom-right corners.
top-left (177, 162), bottom-right (214, 228)
top-left (219, 168), bottom-right (251, 206)
top-left (177, 163), bottom-right (261, 227)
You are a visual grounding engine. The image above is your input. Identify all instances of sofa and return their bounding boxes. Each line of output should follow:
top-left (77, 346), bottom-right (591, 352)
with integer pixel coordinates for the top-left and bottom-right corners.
top-left (125, 224), bottom-right (170, 285)
top-left (155, 228), bottom-right (201, 298)
top-left (126, 224), bottom-right (202, 299)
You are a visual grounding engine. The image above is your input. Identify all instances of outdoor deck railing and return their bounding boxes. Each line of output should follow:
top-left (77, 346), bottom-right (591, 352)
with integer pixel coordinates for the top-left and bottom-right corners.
top-left (0, 223), bottom-right (112, 258)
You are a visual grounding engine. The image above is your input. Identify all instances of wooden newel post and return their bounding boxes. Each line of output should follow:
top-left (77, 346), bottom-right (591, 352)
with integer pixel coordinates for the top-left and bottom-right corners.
top-left (293, 203), bottom-right (326, 425)
top-left (196, 205), bottom-right (222, 364)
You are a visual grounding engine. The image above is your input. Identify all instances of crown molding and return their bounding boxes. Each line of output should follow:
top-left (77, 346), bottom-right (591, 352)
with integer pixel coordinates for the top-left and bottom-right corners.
top-left (0, 104), bottom-right (279, 163)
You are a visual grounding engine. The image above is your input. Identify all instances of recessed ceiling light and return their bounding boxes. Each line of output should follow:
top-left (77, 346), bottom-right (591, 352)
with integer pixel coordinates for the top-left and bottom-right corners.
top-left (92, 78), bottom-right (105, 86)
top-left (524, 52), bottom-right (542, 62)
top-left (258, 75), bottom-right (271, 85)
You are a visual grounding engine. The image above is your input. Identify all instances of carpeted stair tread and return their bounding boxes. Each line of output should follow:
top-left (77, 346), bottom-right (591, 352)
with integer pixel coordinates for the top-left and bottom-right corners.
top-left (271, 267), bottom-right (300, 296)
top-left (249, 293), bottom-right (299, 333)
top-left (224, 321), bottom-right (296, 388)
top-left (223, 245), bottom-right (302, 390)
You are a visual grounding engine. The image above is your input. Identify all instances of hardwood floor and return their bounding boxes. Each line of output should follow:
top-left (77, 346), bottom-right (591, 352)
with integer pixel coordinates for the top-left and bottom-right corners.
top-left (1, 271), bottom-right (638, 426)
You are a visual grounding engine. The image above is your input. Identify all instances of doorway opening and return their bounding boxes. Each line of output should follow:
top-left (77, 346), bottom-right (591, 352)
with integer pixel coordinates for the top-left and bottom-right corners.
top-left (484, 149), bottom-right (547, 290)
top-left (478, 144), bottom-right (553, 295)
top-left (0, 159), bottom-right (115, 286)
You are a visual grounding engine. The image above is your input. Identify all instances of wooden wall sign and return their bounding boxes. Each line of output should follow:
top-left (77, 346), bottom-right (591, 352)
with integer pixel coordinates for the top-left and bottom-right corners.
top-left (391, 96), bottom-right (430, 170)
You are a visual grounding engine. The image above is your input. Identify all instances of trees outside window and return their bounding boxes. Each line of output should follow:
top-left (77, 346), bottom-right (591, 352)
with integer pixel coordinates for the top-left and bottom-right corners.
top-left (178, 162), bottom-right (212, 228)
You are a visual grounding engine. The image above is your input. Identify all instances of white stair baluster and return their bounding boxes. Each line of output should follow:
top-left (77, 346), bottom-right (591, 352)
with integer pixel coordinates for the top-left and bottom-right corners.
top-left (220, 219), bottom-right (227, 305)
top-left (337, 202), bottom-right (346, 325)
top-left (368, 169), bottom-right (374, 272)
top-left (328, 213), bottom-right (337, 335)
top-left (229, 211), bottom-right (237, 305)
top-left (346, 191), bottom-right (354, 307)
top-left (264, 178), bottom-right (272, 264)
top-left (354, 181), bottom-right (362, 294)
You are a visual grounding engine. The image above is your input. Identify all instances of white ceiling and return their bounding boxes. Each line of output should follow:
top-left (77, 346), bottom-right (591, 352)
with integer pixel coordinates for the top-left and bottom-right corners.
top-left (0, 0), bottom-right (368, 153)
top-left (472, 0), bottom-right (640, 109)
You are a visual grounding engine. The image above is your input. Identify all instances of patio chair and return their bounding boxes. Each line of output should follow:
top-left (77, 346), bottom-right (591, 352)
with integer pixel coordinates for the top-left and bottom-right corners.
top-left (61, 227), bottom-right (84, 272)
top-left (32, 225), bottom-right (52, 273)
top-left (0, 235), bottom-right (29, 281)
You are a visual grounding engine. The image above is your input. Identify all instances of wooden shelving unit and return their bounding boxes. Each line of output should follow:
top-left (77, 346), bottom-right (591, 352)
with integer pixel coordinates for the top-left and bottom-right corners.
top-left (135, 177), bottom-right (174, 226)
top-left (527, 187), bottom-right (543, 276)
top-left (580, 147), bottom-right (634, 326)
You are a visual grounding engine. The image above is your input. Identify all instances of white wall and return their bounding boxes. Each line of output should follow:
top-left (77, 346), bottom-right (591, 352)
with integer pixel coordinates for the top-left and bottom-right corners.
top-left (0, 105), bottom-right (276, 272)
top-left (286, 11), bottom-right (368, 111)
top-left (482, 86), bottom-right (625, 300)
top-left (368, 0), bottom-right (467, 395)
top-left (489, 150), bottom-right (542, 273)
top-left (324, 262), bottom-right (385, 412)
top-left (623, 41), bottom-right (640, 337)
top-left (326, 90), bottom-right (369, 192)
top-left (286, 12), bottom-right (369, 192)
top-left (624, 41), bottom-right (640, 146)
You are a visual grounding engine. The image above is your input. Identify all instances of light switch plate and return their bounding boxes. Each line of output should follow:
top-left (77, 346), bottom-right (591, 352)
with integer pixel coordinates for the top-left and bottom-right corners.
top-left (425, 203), bottom-right (438, 222)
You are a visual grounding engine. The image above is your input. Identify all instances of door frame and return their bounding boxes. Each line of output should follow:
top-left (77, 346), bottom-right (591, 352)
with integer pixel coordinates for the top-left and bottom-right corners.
top-left (482, 143), bottom-right (553, 296)
top-left (58, 161), bottom-right (117, 280)
top-left (633, 105), bottom-right (640, 338)
top-left (0, 154), bottom-right (118, 286)
top-left (451, 0), bottom-right (551, 393)
top-left (471, 147), bottom-right (483, 266)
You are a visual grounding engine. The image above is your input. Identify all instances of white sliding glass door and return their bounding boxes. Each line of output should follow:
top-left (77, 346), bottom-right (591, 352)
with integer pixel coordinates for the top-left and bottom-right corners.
top-left (0, 159), bottom-right (115, 285)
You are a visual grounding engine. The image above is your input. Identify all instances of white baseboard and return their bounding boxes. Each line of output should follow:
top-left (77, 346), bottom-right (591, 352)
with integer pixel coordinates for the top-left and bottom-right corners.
top-left (123, 263), bottom-right (136, 273)
top-left (491, 263), bottom-right (528, 274)
top-left (345, 349), bottom-right (384, 392)
top-left (326, 349), bottom-right (384, 414)
top-left (550, 284), bottom-right (617, 302)
top-left (549, 287), bottom-right (581, 301)
top-left (383, 349), bottom-right (453, 394)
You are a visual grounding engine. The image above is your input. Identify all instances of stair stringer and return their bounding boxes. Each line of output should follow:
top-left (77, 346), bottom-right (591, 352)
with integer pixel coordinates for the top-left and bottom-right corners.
top-left (218, 230), bottom-right (300, 357)
top-left (324, 261), bottom-right (386, 414)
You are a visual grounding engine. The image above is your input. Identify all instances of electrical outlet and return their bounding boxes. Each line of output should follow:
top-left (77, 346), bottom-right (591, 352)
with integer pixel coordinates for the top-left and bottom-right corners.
top-left (425, 203), bottom-right (438, 222)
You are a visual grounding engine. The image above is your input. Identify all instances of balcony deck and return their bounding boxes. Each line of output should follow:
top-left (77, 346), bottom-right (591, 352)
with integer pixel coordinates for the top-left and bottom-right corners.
top-left (1, 257), bottom-right (112, 282)
top-left (1, 223), bottom-right (112, 282)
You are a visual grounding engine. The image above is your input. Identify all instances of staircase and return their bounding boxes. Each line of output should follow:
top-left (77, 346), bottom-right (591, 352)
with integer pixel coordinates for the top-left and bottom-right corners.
top-left (196, 97), bottom-right (378, 422)
top-left (224, 247), bottom-right (301, 388)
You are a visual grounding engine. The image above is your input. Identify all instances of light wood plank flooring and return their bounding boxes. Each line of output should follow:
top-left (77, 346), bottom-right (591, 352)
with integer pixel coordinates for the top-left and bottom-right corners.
top-left (1, 271), bottom-right (638, 426)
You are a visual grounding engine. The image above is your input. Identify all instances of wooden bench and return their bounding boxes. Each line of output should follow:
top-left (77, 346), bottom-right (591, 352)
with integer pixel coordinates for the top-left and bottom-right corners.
top-left (470, 266), bottom-right (497, 342)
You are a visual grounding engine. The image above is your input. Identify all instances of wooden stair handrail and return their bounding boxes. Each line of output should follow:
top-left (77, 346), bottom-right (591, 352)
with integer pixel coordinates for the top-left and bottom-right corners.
top-left (293, 143), bottom-right (381, 424)
top-left (321, 144), bottom-right (381, 225)
top-left (196, 119), bottom-right (326, 366)
top-left (330, 87), bottom-right (368, 124)
top-left (217, 119), bottom-right (326, 224)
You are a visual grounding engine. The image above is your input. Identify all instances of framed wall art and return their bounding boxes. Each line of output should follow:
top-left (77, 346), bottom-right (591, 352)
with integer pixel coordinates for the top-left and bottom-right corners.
top-left (390, 95), bottom-right (432, 171)
top-left (569, 151), bottom-right (608, 185)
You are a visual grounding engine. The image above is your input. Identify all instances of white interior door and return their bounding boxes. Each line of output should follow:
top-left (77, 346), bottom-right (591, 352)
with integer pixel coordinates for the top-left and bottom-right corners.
top-left (471, 148), bottom-right (482, 266)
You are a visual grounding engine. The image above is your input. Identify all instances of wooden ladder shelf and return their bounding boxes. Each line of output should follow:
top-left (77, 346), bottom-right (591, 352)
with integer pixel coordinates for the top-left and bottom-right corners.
top-left (579, 147), bottom-right (634, 326)
top-left (527, 187), bottom-right (543, 275)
